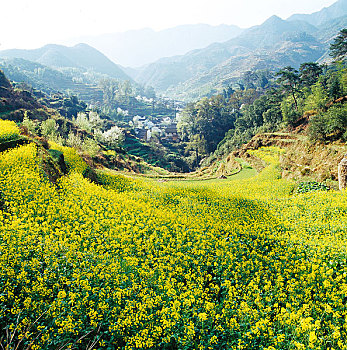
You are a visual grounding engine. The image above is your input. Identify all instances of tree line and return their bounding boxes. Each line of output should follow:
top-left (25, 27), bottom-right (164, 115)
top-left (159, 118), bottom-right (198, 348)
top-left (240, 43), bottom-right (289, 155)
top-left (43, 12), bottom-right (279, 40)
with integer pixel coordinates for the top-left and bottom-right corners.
top-left (177, 29), bottom-right (347, 168)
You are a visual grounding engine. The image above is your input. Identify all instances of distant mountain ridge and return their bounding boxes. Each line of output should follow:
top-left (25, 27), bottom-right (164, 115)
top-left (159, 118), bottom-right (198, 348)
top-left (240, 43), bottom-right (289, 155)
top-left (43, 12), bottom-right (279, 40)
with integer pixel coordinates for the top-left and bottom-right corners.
top-left (133, 16), bottom-right (326, 95)
top-left (230, 16), bottom-right (318, 48)
top-left (130, 0), bottom-right (347, 101)
top-left (1, 0), bottom-right (346, 102)
top-left (165, 39), bottom-right (325, 101)
top-left (0, 43), bottom-right (131, 81)
top-left (288, 0), bottom-right (347, 26)
top-left (74, 24), bottom-right (243, 67)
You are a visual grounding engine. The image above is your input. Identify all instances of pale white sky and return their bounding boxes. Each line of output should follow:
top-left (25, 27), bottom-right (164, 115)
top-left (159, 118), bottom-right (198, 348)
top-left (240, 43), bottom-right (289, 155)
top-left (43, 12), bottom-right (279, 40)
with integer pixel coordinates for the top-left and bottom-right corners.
top-left (0, 0), bottom-right (338, 50)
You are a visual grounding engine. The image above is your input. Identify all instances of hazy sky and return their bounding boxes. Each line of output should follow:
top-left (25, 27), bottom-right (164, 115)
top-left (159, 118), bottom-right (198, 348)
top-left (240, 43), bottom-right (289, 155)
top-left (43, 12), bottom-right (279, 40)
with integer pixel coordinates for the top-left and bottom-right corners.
top-left (0, 0), bottom-right (338, 50)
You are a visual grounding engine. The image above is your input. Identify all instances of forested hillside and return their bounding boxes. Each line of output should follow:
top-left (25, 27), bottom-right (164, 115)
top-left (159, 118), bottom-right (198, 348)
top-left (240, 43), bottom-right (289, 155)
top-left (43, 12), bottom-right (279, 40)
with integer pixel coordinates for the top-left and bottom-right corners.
top-left (174, 30), bottom-right (346, 171)
top-left (1, 28), bottom-right (346, 175)
top-left (0, 69), bottom-right (189, 173)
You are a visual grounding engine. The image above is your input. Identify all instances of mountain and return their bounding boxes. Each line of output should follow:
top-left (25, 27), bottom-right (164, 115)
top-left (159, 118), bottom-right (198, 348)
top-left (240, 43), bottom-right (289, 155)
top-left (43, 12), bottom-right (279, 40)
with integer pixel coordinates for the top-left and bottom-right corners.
top-left (134, 42), bottom-right (242, 92)
top-left (0, 43), bottom-right (130, 81)
top-left (288, 0), bottom-right (347, 26)
top-left (132, 0), bottom-right (347, 101)
top-left (0, 57), bottom-right (104, 104)
top-left (134, 16), bottom-right (323, 96)
top-left (166, 39), bottom-right (325, 101)
top-left (228, 16), bottom-right (318, 49)
top-left (316, 14), bottom-right (347, 43)
top-left (314, 14), bottom-right (347, 62)
top-left (2, 0), bottom-right (346, 103)
top-left (37, 48), bottom-right (79, 68)
top-left (74, 24), bottom-right (243, 67)
top-left (0, 68), bottom-right (50, 121)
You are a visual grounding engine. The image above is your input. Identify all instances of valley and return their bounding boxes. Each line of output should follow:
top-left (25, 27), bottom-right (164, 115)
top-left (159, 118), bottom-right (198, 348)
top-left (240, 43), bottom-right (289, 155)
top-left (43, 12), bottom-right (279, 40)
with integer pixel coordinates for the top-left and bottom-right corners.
top-left (0, 0), bottom-right (347, 348)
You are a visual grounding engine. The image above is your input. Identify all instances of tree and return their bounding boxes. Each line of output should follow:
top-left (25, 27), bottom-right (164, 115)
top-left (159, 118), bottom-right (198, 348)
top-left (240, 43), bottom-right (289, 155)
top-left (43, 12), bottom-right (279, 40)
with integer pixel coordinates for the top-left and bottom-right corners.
top-left (241, 96), bottom-right (267, 128)
top-left (74, 113), bottom-right (92, 133)
top-left (88, 111), bottom-right (104, 131)
top-left (241, 71), bottom-right (257, 90)
top-left (177, 103), bottom-right (197, 141)
top-left (330, 29), bottom-right (347, 60)
top-left (99, 78), bottom-right (118, 107)
top-left (255, 70), bottom-right (271, 89)
top-left (41, 119), bottom-right (58, 139)
top-left (95, 126), bottom-right (125, 148)
top-left (223, 86), bottom-right (234, 99)
top-left (120, 80), bottom-right (133, 103)
top-left (186, 134), bottom-right (208, 168)
top-left (276, 66), bottom-right (300, 110)
top-left (329, 75), bottom-right (343, 100)
top-left (304, 81), bottom-right (329, 111)
top-left (309, 104), bottom-right (347, 141)
top-left (299, 62), bottom-right (322, 87)
top-left (22, 112), bottom-right (37, 134)
top-left (66, 132), bottom-right (83, 148)
top-left (281, 97), bottom-right (303, 126)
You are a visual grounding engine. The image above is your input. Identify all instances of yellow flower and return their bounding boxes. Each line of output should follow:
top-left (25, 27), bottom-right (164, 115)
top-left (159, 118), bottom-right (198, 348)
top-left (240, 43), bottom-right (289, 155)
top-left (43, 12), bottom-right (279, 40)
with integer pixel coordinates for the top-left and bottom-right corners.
top-left (198, 313), bottom-right (208, 321)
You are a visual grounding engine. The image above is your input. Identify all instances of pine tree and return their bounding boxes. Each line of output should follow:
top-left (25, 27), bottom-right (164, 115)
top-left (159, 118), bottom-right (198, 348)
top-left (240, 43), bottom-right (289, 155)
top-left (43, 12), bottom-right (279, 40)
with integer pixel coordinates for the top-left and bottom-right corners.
top-left (330, 29), bottom-right (347, 60)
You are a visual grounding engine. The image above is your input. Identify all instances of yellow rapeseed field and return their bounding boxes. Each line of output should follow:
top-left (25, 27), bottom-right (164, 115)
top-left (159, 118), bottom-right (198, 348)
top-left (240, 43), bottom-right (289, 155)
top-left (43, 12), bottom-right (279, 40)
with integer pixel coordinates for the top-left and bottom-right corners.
top-left (0, 137), bottom-right (347, 349)
top-left (0, 120), bottom-right (20, 143)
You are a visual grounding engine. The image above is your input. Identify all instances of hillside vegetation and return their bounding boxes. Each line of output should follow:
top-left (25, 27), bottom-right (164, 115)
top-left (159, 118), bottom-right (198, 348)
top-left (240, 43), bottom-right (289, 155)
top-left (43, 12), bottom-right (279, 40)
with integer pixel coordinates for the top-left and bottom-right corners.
top-left (176, 51), bottom-right (347, 172)
top-left (0, 68), bottom-right (189, 173)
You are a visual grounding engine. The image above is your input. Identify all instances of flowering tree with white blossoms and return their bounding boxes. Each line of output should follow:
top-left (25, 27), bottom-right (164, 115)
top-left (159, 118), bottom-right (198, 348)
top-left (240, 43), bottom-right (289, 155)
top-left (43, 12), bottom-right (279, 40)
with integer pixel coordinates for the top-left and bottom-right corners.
top-left (95, 126), bottom-right (125, 148)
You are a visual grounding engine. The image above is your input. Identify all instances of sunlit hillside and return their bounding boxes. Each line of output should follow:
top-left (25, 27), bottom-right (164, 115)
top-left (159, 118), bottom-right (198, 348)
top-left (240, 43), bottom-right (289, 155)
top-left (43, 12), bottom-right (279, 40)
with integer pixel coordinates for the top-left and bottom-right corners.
top-left (1, 121), bottom-right (347, 349)
top-left (0, 2), bottom-right (347, 348)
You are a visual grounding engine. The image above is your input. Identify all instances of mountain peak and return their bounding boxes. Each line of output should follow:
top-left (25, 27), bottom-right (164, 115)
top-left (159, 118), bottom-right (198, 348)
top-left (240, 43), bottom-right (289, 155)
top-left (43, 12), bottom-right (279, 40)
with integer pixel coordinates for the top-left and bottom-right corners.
top-left (42, 44), bottom-right (65, 50)
top-left (259, 15), bottom-right (287, 30)
top-left (264, 15), bottom-right (284, 24)
top-left (73, 43), bottom-right (94, 50)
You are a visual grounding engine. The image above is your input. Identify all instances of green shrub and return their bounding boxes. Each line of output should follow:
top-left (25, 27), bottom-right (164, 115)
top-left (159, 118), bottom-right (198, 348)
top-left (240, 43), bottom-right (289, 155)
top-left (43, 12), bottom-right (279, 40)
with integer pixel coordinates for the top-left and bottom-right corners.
top-left (297, 181), bottom-right (329, 194)
top-left (308, 104), bottom-right (347, 141)
top-left (41, 118), bottom-right (58, 139)
top-left (22, 114), bottom-right (37, 135)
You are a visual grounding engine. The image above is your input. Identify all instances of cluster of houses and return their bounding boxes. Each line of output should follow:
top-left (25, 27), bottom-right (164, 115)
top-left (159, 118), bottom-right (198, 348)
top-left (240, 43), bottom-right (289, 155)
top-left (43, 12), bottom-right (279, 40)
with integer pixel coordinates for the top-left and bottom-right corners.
top-left (131, 115), bottom-right (179, 142)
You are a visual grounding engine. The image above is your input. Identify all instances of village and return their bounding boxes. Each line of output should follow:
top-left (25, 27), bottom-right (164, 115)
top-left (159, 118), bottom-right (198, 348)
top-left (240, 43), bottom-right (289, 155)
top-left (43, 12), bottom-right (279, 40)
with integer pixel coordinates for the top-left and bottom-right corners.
top-left (113, 95), bottom-right (184, 143)
top-left (131, 114), bottom-right (180, 142)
